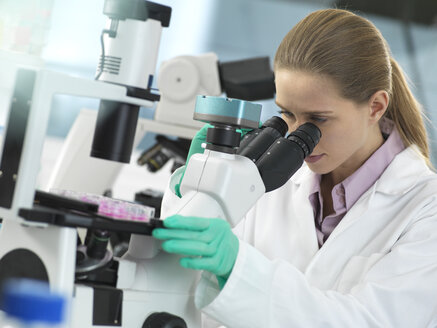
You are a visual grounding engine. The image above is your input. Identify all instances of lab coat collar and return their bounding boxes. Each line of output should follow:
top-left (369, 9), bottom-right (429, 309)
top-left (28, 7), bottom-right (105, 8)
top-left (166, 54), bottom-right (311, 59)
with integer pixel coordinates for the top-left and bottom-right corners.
top-left (374, 146), bottom-right (431, 195)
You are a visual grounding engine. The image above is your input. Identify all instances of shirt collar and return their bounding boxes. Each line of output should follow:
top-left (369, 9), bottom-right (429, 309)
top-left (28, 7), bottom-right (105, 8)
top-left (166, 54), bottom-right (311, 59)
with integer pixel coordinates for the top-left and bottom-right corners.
top-left (308, 117), bottom-right (405, 210)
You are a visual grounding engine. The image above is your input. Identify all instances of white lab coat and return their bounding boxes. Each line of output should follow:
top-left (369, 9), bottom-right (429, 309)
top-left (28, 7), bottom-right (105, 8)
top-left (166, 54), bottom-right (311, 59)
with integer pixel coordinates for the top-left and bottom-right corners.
top-left (161, 146), bottom-right (437, 328)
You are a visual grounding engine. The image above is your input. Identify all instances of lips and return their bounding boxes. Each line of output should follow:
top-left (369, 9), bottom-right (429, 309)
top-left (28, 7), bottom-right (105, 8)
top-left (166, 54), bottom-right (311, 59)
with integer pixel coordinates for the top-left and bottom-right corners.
top-left (305, 154), bottom-right (325, 163)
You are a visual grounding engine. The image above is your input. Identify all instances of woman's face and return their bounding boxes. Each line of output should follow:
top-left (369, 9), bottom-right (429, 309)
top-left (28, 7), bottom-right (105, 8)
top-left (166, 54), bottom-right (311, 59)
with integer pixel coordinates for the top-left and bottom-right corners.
top-left (275, 69), bottom-right (381, 181)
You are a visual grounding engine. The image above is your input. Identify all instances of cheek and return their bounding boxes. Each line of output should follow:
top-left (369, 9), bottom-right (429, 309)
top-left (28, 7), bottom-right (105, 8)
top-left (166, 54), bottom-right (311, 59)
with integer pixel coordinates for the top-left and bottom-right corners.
top-left (316, 122), bottom-right (365, 155)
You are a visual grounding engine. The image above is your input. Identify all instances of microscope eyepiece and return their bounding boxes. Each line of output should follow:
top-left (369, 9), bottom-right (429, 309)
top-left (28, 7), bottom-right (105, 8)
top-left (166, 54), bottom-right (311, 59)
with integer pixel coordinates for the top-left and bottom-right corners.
top-left (262, 116), bottom-right (289, 137)
top-left (254, 122), bottom-right (321, 192)
top-left (237, 116), bottom-right (288, 162)
top-left (287, 122), bottom-right (321, 157)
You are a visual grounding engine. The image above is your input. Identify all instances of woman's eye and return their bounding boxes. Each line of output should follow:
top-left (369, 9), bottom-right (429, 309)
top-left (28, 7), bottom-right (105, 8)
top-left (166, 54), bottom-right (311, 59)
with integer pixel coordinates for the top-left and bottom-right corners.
top-left (311, 116), bottom-right (327, 123)
top-left (277, 110), bottom-right (295, 120)
top-left (277, 110), bottom-right (327, 124)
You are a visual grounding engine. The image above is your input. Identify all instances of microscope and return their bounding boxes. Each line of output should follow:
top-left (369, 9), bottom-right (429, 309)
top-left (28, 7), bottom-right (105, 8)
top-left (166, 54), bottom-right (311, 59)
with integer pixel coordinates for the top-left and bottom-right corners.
top-left (166, 95), bottom-right (321, 227)
top-left (0, 0), bottom-right (320, 327)
top-left (64, 94), bottom-right (320, 328)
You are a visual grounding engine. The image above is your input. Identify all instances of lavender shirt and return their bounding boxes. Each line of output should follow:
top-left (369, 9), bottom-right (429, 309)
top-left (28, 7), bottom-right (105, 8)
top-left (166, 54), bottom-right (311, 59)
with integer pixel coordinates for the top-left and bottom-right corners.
top-left (308, 118), bottom-right (406, 247)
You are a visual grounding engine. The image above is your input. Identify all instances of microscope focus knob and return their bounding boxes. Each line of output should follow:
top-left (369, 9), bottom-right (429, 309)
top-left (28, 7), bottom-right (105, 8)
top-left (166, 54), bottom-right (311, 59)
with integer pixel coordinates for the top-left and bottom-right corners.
top-left (143, 312), bottom-right (187, 328)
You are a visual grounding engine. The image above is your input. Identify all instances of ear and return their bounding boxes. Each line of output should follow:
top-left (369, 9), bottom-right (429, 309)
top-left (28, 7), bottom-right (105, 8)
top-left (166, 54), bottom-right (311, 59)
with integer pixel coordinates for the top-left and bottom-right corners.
top-left (368, 90), bottom-right (389, 124)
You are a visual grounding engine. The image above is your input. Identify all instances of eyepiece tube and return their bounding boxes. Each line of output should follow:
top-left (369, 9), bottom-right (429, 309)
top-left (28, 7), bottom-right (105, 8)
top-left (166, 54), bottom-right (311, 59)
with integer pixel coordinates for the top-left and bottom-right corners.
top-left (237, 116), bottom-right (289, 161)
top-left (255, 122), bottom-right (321, 192)
top-left (287, 123), bottom-right (321, 157)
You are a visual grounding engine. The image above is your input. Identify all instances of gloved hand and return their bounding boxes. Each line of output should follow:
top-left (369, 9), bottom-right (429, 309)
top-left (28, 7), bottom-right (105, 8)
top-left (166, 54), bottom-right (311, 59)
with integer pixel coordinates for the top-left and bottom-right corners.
top-left (175, 124), bottom-right (212, 197)
top-left (152, 214), bottom-right (239, 289)
top-left (175, 124), bottom-right (256, 197)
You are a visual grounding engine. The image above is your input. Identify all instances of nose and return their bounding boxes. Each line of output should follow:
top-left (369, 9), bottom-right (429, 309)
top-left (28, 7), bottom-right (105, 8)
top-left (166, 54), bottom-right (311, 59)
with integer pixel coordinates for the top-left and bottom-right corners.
top-left (288, 119), bottom-right (306, 134)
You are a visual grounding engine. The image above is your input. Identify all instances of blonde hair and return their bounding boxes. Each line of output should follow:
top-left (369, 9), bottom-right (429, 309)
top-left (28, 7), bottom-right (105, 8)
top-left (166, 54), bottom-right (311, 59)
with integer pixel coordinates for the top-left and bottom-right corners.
top-left (274, 9), bottom-right (431, 167)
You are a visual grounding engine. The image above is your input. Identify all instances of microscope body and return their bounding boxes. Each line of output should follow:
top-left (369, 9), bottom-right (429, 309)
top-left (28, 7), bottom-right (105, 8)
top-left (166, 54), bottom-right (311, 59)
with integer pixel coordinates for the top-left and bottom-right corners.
top-left (111, 144), bottom-right (266, 327)
top-left (176, 150), bottom-right (265, 226)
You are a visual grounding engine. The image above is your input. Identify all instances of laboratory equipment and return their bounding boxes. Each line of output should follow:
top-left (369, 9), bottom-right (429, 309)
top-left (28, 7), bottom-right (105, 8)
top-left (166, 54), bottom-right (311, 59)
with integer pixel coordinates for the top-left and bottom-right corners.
top-left (135, 55), bottom-right (276, 175)
top-left (0, 0), bottom-right (305, 326)
top-left (168, 95), bottom-right (320, 227)
top-left (0, 91), bottom-right (318, 328)
top-left (136, 135), bottom-right (191, 173)
top-left (0, 0), bottom-right (200, 326)
top-left (44, 53), bottom-right (275, 196)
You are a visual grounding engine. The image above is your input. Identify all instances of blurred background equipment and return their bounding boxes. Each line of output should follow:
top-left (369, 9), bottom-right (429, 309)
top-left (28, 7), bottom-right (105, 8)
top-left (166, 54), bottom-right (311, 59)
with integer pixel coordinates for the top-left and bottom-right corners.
top-left (137, 135), bottom-right (191, 174)
top-left (0, 279), bottom-right (66, 328)
top-left (44, 53), bottom-right (275, 213)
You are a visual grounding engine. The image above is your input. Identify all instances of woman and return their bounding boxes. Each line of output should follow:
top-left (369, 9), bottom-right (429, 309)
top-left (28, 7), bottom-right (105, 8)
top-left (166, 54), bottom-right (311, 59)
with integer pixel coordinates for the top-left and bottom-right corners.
top-left (153, 9), bottom-right (437, 327)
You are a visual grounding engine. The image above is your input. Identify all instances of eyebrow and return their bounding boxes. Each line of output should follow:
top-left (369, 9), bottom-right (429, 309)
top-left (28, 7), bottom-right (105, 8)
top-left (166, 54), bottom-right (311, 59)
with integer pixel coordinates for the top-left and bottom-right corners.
top-left (275, 101), bottom-right (334, 115)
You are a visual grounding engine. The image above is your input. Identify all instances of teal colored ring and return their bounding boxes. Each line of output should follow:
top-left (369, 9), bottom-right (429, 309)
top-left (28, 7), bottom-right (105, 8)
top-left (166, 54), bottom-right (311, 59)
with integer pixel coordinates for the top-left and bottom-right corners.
top-left (194, 95), bottom-right (261, 125)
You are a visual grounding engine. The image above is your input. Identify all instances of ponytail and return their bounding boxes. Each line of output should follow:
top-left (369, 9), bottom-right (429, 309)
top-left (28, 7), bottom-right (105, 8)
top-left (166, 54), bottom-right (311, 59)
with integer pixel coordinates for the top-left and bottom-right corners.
top-left (387, 58), bottom-right (431, 167)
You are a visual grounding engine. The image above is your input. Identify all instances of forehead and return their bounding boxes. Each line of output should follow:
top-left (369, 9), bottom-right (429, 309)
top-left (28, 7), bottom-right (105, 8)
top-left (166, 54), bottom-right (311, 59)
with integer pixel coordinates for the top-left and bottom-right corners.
top-left (274, 70), bottom-right (343, 111)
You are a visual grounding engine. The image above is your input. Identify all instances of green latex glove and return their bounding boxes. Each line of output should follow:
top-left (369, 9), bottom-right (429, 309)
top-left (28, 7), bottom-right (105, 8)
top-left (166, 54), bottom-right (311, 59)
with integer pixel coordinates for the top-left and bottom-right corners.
top-left (175, 124), bottom-right (212, 197)
top-left (175, 124), bottom-right (256, 197)
top-left (152, 214), bottom-right (239, 289)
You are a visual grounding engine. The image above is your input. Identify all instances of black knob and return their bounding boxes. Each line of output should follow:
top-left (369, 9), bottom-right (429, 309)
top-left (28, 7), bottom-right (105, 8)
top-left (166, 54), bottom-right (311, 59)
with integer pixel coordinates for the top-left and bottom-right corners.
top-left (143, 312), bottom-right (187, 328)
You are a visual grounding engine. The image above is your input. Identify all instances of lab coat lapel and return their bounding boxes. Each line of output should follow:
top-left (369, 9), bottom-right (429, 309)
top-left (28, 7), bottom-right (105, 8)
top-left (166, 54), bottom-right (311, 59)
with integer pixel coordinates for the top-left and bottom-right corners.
top-left (373, 147), bottom-right (428, 195)
top-left (321, 186), bottom-right (375, 245)
top-left (289, 166), bottom-right (320, 268)
top-left (303, 185), bottom-right (375, 278)
top-left (324, 148), bottom-right (425, 240)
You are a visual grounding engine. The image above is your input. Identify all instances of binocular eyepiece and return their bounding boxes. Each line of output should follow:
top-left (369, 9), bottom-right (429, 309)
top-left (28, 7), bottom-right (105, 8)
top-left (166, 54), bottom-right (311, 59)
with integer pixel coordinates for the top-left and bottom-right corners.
top-left (238, 116), bottom-right (322, 192)
top-left (238, 116), bottom-right (321, 161)
top-left (204, 115), bottom-right (321, 193)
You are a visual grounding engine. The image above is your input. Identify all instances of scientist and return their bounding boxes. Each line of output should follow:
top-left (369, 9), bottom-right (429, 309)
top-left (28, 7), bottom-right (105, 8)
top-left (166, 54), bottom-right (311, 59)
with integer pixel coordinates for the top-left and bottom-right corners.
top-left (153, 8), bottom-right (437, 327)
